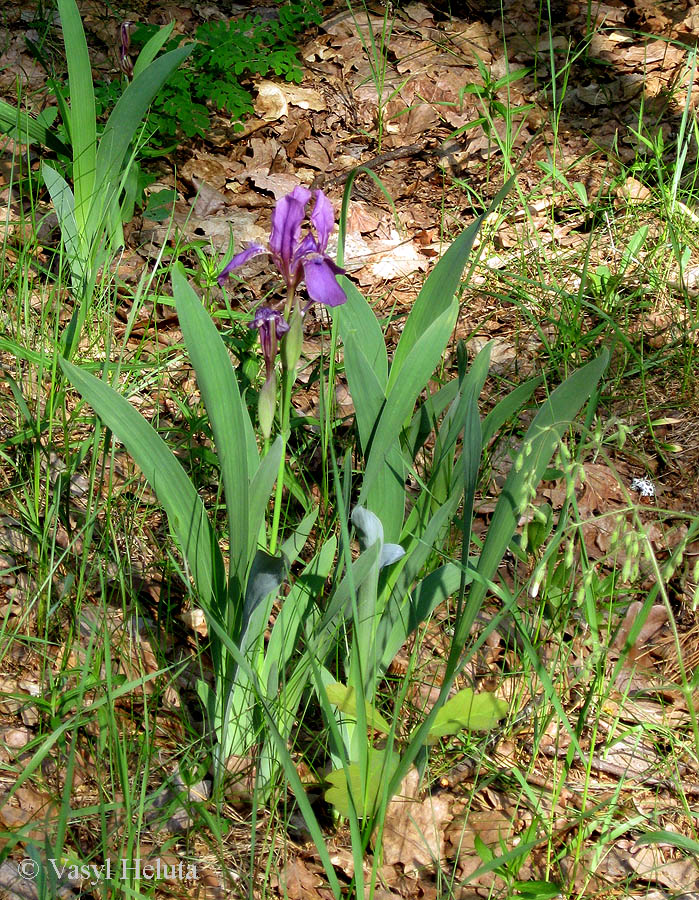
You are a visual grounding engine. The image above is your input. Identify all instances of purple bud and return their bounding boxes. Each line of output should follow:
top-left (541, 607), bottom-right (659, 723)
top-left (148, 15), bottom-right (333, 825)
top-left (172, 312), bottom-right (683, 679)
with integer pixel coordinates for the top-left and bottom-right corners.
top-left (249, 307), bottom-right (289, 377)
top-left (119, 22), bottom-right (134, 78)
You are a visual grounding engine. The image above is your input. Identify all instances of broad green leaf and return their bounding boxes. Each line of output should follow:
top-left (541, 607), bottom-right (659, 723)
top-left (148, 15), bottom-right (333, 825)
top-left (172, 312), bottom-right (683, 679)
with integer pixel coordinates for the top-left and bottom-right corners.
top-left (240, 549), bottom-right (287, 656)
top-left (0, 99), bottom-right (70, 155)
top-left (59, 359), bottom-right (226, 619)
top-left (264, 536), bottom-right (335, 698)
top-left (388, 218), bottom-right (483, 390)
top-left (58, 0), bottom-right (96, 234)
top-left (512, 881), bottom-right (562, 900)
top-left (341, 336), bottom-right (386, 454)
top-left (337, 276), bottom-right (388, 389)
top-left (427, 688), bottom-right (508, 742)
top-left (172, 267), bottom-right (256, 588)
top-left (89, 45), bottom-right (191, 238)
top-left (325, 682), bottom-right (392, 736)
top-left (41, 163), bottom-right (82, 275)
top-left (360, 300), bottom-right (458, 539)
top-left (249, 436), bottom-right (283, 556)
top-left (324, 748), bottom-right (400, 818)
top-left (133, 21), bottom-right (175, 77)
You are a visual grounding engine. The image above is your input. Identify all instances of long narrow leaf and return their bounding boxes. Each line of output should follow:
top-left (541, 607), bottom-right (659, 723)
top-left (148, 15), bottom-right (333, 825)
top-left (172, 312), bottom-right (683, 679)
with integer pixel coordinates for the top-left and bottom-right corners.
top-left (337, 276), bottom-right (388, 389)
top-left (203, 613), bottom-right (343, 897)
top-left (342, 336), bottom-right (386, 453)
top-left (58, 0), bottom-right (96, 234)
top-left (172, 267), bottom-right (256, 595)
top-left (249, 436), bottom-right (282, 555)
top-left (359, 300), bottom-right (458, 538)
top-left (88, 45), bottom-right (191, 239)
top-left (388, 217), bottom-right (483, 390)
top-left (133, 21), bottom-right (175, 77)
top-left (60, 359), bottom-right (226, 618)
top-left (41, 163), bottom-right (82, 276)
top-left (481, 376), bottom-right (541, 447)
top-left (389, 176), bottom-right (514, 389)
top-left (0, 99), bottom-right (70, 156)
top-left (95, 46), bottom-right (191, 189)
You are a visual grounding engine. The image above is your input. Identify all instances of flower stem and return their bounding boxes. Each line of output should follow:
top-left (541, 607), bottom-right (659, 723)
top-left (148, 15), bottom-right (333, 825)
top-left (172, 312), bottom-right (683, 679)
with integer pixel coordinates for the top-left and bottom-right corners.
top-left (269, 366), bottom-right (292, 555)
top-left (269, 290), bottom-right (298, 556)
top-left (268, 427), bottom-right (287, 557)
top-left (321, 312), bottom-right (340, 509)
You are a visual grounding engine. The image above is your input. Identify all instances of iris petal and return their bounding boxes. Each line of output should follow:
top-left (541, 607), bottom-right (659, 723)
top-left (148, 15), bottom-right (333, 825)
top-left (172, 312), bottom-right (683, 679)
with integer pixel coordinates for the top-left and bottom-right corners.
top-left (310, 190), bottom-right (334, 252)
top-left (217, 244), bottom-right (266, 285)
top-left (294, 232), bottom-right (319, 263)
top-left (269, 186), bottom-right (311, 280)
top-left (302, 256), bottom-right (347, 307)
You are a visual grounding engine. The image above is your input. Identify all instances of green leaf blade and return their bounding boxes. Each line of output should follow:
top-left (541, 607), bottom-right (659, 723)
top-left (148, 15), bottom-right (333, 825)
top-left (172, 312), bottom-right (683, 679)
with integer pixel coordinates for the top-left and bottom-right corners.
top-left (172, 267), bottom-right (257, 587)
top-left (58, 0), bottom-right (96, 234)
top-left (60, 358), bottom-right (226, 617)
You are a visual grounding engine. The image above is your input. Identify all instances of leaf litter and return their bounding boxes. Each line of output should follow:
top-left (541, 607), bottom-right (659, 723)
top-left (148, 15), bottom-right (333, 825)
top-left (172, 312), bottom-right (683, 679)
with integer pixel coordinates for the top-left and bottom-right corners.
top-left (2, 0), bottom-right (699, 895)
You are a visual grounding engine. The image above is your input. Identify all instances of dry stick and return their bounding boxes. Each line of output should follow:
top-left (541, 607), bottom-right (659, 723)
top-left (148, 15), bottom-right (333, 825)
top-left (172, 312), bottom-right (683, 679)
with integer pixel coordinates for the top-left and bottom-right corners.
top-left (535, 742), bottom-right (699, 798)
top-left (310, 139), bottom-right (435, 191)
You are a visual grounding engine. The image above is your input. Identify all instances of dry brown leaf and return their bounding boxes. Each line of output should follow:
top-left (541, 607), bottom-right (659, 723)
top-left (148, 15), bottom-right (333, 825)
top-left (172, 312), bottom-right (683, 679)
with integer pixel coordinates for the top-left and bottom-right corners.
top-left (180, 153), bottom-right (238, 190)
top-left (617, 177), bottom-right (652, 203)
top-left (381, 768), bottom-right (452, 872)
top-left (190, 178), bottom-right (227, 217)
top-left (2, 727), bottom-right (32, 750)
top-left (628, 842), bottom-right (699, 891)
top-left (255, 81), bottom-right (288, 121)
top-left (278, 83), bottom-right (325, 111)
top-left (365, 232), bottom-right (428, 281)
top-left (277, 857), bottom-right (324, 900)
top-left (613, 602), bottom-right (668, 652)
top-left (249, 172), bottom-right (304, 199)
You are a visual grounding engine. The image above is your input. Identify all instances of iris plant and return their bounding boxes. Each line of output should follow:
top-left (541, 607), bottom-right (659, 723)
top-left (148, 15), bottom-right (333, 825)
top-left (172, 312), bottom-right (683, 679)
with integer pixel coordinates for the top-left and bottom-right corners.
top-left (219, 186), bottom-right (346, 552)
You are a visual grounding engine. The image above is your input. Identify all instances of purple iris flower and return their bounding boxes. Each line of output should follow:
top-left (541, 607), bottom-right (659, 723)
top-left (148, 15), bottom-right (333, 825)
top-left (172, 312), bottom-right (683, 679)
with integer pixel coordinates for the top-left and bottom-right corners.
top-left (218, 186), bottom-right (347, 308)
top-left (249, 307), bottom-right (290, 378)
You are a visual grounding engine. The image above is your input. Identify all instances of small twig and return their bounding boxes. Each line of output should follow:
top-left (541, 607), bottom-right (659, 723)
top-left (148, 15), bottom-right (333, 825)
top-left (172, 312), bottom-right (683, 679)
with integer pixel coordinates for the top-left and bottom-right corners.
top-left (310, 139), bottom-right (434, 190)
top-left (537, 742), bottom-right (699, 797)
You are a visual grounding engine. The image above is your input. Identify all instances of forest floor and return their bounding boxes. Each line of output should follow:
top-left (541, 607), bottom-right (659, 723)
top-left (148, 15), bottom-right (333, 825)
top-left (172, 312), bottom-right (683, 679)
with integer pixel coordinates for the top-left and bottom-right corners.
top-left (1, 0), bottom-right (699, 897)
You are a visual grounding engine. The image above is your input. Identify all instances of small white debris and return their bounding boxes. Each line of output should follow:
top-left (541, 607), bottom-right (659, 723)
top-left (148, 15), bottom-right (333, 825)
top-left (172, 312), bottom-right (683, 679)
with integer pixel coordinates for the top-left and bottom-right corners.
top-left (631, 477), bottom-right (656, 498)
